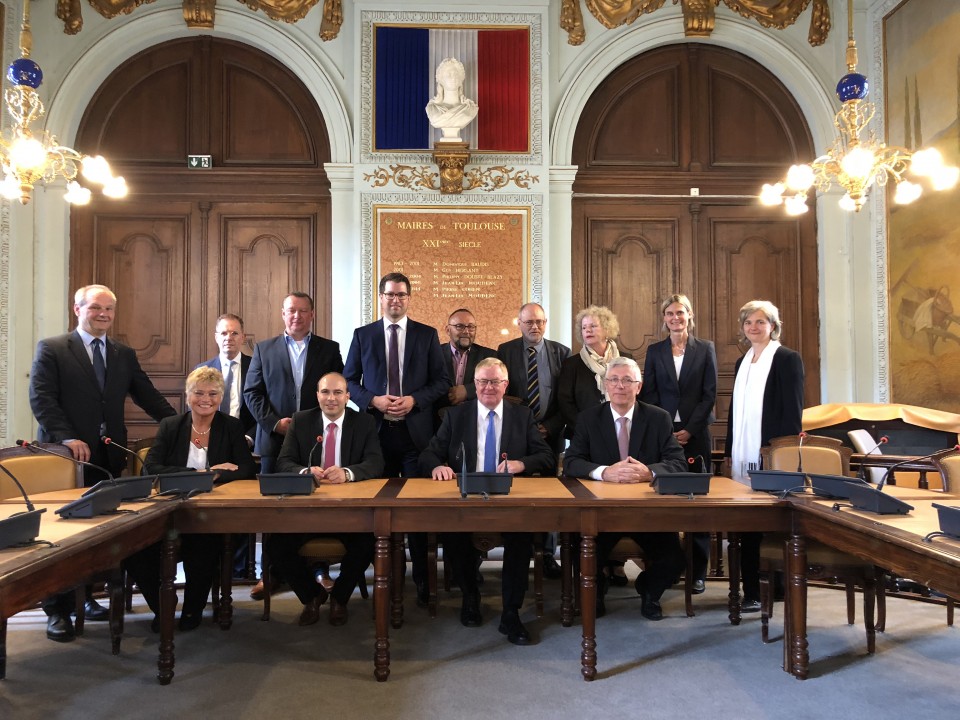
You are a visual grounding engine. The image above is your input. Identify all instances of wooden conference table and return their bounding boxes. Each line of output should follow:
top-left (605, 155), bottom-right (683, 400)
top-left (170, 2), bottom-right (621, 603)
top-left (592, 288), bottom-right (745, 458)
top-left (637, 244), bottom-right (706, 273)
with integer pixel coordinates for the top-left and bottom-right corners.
top-left (3, 478), bottom-right (957, 685)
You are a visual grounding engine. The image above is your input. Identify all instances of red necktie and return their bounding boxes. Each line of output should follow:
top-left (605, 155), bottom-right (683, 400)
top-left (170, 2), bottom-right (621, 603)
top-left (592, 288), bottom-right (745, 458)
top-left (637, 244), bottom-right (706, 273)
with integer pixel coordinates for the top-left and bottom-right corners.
top-left (323, 423), bottom-right (337, 469)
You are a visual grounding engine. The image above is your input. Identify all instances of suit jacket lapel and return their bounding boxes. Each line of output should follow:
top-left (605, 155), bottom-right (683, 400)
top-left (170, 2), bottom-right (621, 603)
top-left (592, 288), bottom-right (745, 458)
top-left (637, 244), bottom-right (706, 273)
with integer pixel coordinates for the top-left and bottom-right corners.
top-left (676, 337), bottom-right (698, 387)
top-left (69, 331), bottom-right (105, 393)
top-left (464, 404), bottom-right (479, 473)
top-left (599, 406), bottom-right (621, 461)
top-left (340, 410), bottom-right (356, 466)
top-left (628, 402), bottom-right (647, 459)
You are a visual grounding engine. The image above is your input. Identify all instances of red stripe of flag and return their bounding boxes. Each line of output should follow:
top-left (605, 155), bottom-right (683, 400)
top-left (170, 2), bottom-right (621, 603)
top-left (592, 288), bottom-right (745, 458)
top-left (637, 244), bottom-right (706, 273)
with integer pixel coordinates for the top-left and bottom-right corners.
top-left (477, 29), bottom-right (529, 152)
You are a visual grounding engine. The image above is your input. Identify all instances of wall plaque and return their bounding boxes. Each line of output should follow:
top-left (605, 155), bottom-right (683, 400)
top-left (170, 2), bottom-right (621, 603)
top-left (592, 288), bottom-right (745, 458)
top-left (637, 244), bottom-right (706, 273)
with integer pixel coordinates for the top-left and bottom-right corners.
top-left (375, 206), bottom-right (529, 348)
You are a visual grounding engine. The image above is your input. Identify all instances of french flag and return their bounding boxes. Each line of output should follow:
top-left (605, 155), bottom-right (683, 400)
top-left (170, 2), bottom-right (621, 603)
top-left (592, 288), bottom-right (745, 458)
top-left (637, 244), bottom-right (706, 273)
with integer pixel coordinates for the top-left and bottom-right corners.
top-left (375, 26), bottom-right (530, 152)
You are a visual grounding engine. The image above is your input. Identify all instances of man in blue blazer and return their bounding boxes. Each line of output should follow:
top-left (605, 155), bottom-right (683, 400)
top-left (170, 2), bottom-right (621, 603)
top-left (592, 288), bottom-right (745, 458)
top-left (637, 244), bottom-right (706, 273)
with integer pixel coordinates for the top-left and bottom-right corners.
top-left (29, 284), bottom-right (176, 642)
top-left (243, 292), bottom-right (344, 474)
top-left (197, 313), bottom-right (256, 441)
top-left (344, 272), bottom-right (449, 604)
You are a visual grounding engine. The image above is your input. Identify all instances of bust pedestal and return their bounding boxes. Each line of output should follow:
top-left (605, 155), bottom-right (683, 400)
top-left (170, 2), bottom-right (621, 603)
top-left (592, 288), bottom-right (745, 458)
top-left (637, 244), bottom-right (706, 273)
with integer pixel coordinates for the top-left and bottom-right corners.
top-left (432, 141), bottom-right (471, 195)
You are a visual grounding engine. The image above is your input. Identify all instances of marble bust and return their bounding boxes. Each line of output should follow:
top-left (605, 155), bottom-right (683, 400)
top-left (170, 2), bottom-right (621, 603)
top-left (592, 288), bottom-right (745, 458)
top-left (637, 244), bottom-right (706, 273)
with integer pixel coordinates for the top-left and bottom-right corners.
top-left (424, 57), bottom-right (479, 143)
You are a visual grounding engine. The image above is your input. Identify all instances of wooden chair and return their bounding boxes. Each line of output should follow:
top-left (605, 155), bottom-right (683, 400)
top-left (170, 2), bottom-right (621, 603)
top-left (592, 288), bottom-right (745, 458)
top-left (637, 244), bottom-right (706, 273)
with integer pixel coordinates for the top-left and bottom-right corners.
top-left (605, 534), bottom-right (697, 617)
top-left (758, 434), bottom-right (879, 653)
top-left (931, 448), bottom-right (958, 626)
top-left (259, 536), bottom-right (369, 621)
top-left (847, 429), bottom-right (886, 484)
top-left (0, 445), bottom-right (125, 655)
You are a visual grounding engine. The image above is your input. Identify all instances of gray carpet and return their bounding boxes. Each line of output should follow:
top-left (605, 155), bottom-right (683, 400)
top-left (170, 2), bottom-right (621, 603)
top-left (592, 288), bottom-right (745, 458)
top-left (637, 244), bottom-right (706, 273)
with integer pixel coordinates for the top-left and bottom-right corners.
top-left (2, 566), bottom-right (957, 719)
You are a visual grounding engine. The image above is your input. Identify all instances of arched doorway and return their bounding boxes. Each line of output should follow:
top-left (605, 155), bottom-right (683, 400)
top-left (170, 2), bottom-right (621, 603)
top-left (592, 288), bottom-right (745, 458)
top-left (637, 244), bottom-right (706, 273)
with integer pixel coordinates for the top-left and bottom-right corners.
top-left (571, 43), bottom-right (820, 447)
top-left (70, 36), bottom-right (332, 430)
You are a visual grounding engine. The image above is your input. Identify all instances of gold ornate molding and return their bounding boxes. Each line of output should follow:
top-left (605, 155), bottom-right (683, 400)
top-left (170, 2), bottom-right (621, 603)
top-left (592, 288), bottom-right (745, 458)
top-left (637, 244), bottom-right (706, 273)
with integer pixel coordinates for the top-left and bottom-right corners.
top-left (364, 164), bottom-right (539, 194)
top-left (54, 0), bottom-right (344, 40)
top-left (562, 0), bottom-right (831, 47)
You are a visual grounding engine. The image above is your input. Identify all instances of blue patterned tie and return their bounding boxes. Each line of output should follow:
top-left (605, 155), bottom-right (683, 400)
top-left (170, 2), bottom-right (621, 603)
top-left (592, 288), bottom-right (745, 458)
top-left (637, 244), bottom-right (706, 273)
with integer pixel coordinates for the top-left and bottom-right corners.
top-left (484, 410), bottom-right (497, 472)
top-left (91, 338), bottom-right (106, 390)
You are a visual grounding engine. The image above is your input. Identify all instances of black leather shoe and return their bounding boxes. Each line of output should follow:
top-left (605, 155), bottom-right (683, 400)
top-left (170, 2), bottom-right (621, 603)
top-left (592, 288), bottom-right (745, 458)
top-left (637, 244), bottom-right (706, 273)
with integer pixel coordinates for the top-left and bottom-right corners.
top-left (83, 598), bottom-right (110, 621)
top-left (741, 598), bottom-right (761, 613)
top-left (640, 597), bottom-right (664, 621)
top-left (692, 579), bottom-right (706, 595)
top-left (542, 554), bottom-right (562, 580)
top-left (150, 615), bottom-right (161, 634)
top-left (178, 612), bottom-right (203, 632)
top-left (46, 614), bottom-right (76, 643)
top-left (415, 581), bottom-right (429, 609)
top-left (460, 594), bottom-right (482, 627)
top-left (498, 611), bottom-right (531, 645)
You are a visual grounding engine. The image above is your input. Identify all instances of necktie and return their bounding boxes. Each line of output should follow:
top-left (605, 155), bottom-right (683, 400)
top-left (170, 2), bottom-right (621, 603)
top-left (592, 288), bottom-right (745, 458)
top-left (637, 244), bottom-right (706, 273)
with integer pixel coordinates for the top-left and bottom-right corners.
top-left (484, 410), bottom-right (497, 472)
top-left (388, 324), bottom-right (401, 396)
top-left (617, 416), bottom-right (630, 462)
top-left (453, 348), bottom-right (467, 386)
top-left (220, 360), bottom-right (235, 414)
top-left (323, 423), bottom-right (337, 469)
top-left (526, 346), bottom-right (541, 417)
top-left (91, 338), bottom-right (106, 390)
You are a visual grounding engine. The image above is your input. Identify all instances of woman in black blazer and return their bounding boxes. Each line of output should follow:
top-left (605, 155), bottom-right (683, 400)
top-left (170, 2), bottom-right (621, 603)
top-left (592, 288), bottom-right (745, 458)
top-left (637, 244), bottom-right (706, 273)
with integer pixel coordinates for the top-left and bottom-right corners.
top-left (723, 300), bottom-right (804, 611)
top-left (640, 294), bottom-right (717, 591)
top-left (128, 367), bottom-right (255, 631)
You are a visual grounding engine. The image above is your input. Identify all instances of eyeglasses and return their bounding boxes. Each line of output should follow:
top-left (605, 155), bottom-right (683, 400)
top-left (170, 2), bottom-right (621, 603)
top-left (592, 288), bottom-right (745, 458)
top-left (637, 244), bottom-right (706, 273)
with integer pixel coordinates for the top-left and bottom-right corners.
top-left (520, 319), bottom-right (546, 327)
top-left (603, 377), bottom-right (639, 388)
top-left (475, 379), bottom-right (507, 388)
top-left (190, 389), bottom-right (223, 399)
top-left (381, 292), bottom-right (410, 300)
top-left (448, 323), bottom-right (477, 332)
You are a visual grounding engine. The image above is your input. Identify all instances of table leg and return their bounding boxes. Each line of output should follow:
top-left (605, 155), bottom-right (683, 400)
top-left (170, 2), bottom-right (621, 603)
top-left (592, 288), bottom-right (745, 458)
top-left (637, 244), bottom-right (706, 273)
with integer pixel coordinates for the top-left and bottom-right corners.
top-left (728, 532), bottom-right (742, 626)
top-left (109, 570), bottom-right (124, 655)
top-left (390, 533), bottom-right (404, 630)
top-left (157, 529), bottom-right (176, 685)
top-left (560, 532), bottom-right (573, 627)
top-left (219, 534), bottom-right (233, 630)
top-left (580, 533), bottom-right (597, 681)
top-left (1, 617), bottom-right (7, 679)
top-left (785, 533), bottom-right (808, 679)
top-left (374, 534), bottom-right (391, 682)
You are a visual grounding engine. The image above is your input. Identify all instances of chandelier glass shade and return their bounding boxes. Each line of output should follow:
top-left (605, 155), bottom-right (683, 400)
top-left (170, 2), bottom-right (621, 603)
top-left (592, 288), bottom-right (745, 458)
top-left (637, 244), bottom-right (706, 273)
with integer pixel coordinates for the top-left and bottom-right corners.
top-left (759, 1), bottom-right (958, 215)
top-left (1, 2), bottom-right (126, 205)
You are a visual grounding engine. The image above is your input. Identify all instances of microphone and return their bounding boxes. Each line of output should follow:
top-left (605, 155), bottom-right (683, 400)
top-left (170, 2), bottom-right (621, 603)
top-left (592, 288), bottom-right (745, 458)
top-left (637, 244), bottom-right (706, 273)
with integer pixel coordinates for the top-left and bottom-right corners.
top-left (18, 439), bottom-right (116, 485)
top-left (500, 452), bottom-right (509, 474)
top-left (856, 435), bottom-right (889, 482)
top-left (877, 444), bottom-right (958, 492)
top-left (796, 432), bottom-right (807, 473)
top-left (0, 459), bottom-right (47, 549)
top-left (307, 434), bottom-right (323, 471)
top-left (688, 455), bottom-right (709, 474)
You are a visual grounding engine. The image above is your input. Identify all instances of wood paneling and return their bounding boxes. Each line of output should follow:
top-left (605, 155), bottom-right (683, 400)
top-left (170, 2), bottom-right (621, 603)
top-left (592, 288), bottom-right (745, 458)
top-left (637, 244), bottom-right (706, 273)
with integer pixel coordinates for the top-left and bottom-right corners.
top-left (69, 37), bottom-right (331, 443)
top-left (572, 44), bottom-right (819, 450)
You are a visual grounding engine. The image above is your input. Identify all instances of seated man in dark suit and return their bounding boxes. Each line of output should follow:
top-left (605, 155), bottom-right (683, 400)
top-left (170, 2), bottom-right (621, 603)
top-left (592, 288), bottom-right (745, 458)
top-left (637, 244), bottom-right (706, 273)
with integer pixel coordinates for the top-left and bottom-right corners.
top-left (419, 357), bottom-right (555, 645)
top-left (264, 372), bottom-right (384, 627)
top-left (563, 357), bottom-right (686, 621)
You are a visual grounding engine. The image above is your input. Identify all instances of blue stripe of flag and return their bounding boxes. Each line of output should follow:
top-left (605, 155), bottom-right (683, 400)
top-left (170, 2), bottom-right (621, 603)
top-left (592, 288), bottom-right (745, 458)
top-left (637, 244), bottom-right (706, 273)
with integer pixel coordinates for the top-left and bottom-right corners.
top-left (375, 27), bottom-right (430, 150)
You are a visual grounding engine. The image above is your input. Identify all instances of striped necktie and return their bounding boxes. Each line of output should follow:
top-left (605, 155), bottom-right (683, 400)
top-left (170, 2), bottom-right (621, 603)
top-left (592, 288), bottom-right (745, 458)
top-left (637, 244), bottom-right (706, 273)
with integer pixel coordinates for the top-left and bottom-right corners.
top-left (526, 346), bottom-right (541, 417)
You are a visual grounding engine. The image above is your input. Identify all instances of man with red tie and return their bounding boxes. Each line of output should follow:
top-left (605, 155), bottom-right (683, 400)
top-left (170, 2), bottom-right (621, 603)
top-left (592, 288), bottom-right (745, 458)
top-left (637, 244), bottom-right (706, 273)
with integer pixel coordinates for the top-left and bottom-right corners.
top-left (263, 372), bottom-right (384, 627)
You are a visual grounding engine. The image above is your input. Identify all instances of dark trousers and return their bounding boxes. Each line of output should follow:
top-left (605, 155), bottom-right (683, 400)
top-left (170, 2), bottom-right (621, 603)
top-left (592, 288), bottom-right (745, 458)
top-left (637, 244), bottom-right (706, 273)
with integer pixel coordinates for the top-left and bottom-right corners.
top-left (445, 532), bottom-right (532, 612)
top-left (123, 534), bottom-right (221, 616)
top-left (677, 423), bottom-right (713, 582)
top-left (739, 531), bottom-right (763, 602)
top-left (379, 420), bottom-right (426, 586)
top-left (596, 531), bottom-right (684, 601)
top-left (264, 532), bottom-right (374, 605)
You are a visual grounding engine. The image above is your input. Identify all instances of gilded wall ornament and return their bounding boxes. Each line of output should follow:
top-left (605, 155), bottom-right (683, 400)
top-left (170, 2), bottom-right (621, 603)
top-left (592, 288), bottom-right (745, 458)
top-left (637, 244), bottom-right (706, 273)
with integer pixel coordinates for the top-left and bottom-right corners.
top-left (364, 165), bottom-right (539, 194)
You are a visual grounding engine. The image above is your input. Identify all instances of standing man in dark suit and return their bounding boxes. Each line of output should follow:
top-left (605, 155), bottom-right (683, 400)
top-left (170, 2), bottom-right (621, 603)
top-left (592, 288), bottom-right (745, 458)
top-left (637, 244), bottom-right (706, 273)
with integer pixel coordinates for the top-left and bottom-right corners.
top-left (563, 357), bottom-right (686, 621)
top-left (197, 312), bottom-right (257, 577)
top-left (265, 372), bottom-right (384, 627)
top-left (29, 284), bottom-right (177, 642)
top-left (497, 302), bottom-right (569, 577)
top-left (434, 308), bottom-right (496, 426)
top-left (244, 292), bottom-right (343, 600)
top-left (244, 292), bottom-right (343, 475)
top-left (197, 313), bottom-right (256, 442)
top-left (419, 358), bottom-right (554, 645)
top-left (343, 272), bottom-right (449, 605)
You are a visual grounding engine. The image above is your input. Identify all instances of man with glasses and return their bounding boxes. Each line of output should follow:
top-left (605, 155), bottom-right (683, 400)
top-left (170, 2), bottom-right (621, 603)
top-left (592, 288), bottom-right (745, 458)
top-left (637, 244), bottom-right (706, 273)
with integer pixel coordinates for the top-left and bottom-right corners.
top-left (563, 357), bottom-right (686, 620)
top-left (197, 313), bottom-right (255, 443)
top-left (497, 302), bottom-right (570, 578)
top-left (244, 292), bottom-right (344, 600)
top-left (420, 358), bottom-right (554, 644)
top-left (434, 308), bottom-right (496, 426)
top-left (344, 272), bottom-right (448, 606)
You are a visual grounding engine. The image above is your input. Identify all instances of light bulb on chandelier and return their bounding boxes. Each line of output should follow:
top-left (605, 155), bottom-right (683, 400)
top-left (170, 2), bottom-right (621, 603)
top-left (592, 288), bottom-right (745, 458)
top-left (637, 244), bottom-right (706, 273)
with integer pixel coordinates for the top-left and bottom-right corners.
top-left (0, 1), bottom-right (127, 205)
top-left (759, 0), bottom-right (957, 214)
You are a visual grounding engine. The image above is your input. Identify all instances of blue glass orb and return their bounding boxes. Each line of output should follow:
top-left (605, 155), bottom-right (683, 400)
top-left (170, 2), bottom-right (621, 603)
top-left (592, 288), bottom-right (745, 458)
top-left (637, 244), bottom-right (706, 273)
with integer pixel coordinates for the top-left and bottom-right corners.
top-left (836, 73), bottom-right (868, 102)
top-left (7, 58), bottom-right (43, 89)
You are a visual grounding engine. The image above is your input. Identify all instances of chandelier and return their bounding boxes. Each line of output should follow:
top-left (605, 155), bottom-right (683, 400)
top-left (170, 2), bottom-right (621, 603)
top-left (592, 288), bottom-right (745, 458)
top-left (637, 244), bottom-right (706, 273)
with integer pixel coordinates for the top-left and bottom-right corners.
top-left (1, 1), bottom-right (126, 205)
top-left (760, 0), bottom-right (958, 215)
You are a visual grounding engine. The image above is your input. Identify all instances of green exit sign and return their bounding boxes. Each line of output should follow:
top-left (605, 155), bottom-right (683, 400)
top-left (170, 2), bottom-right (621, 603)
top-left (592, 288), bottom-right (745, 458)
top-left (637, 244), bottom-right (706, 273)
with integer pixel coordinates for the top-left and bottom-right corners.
top-left (187, 155), bottom-right (212, 169)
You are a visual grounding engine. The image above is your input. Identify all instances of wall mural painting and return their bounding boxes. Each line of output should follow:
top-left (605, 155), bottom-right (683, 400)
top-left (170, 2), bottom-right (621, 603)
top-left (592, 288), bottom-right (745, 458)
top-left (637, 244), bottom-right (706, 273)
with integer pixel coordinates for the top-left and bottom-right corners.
top-left (885, 0), bottom-right (960, 410)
